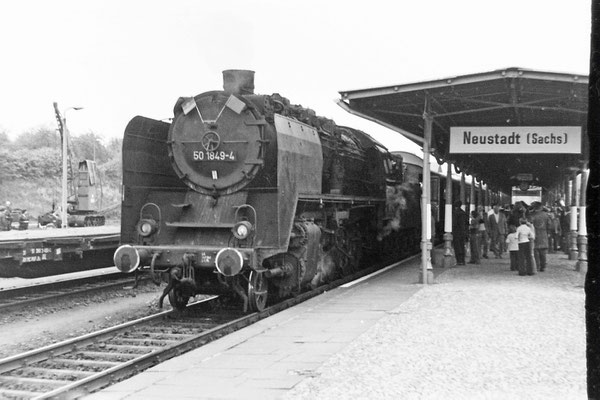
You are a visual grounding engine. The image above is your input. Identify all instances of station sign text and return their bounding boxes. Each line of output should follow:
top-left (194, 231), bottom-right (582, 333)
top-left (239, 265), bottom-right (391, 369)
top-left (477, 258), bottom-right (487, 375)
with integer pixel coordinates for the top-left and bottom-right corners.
top-left (449, 126), bottom-right (581, 154)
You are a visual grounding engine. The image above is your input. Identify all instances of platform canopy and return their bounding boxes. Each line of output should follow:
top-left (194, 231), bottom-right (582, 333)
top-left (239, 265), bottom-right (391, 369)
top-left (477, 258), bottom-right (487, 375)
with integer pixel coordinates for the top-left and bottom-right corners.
top-left (338, 67), bottom-right (588, 194)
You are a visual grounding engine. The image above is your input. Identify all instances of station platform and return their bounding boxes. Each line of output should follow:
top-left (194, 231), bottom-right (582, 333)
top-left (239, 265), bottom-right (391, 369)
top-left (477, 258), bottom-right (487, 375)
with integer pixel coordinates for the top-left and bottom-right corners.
top-left (87, 251), bottom-right (586, 400)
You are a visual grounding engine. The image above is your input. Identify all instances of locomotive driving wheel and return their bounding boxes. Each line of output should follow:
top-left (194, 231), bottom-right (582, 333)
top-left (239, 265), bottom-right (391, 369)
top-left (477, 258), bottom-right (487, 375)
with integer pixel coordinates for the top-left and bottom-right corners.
top-left (336, 227), bottom-right (362, 275)
top-left (168, 286), bottom-right (190, 310)
top-left (248, 270), bottom-right (268, 312)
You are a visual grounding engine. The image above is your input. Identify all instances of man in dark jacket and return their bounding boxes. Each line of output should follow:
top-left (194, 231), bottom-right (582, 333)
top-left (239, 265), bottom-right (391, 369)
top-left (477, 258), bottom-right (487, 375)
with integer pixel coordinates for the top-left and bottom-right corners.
top-left (452, 201), bottom-right (468, 265)
top-left (547, 207), bottom-right (562, 252)
top-left (529, 202), bottom-right (552, 271)
top-left (488, 203), bottom-right (508, 258)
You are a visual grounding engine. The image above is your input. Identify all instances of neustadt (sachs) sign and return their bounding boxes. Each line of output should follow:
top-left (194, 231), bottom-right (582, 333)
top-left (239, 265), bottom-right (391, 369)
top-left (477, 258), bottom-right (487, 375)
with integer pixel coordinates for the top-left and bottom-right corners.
top-left (449, 126), bottom-right (581, 154)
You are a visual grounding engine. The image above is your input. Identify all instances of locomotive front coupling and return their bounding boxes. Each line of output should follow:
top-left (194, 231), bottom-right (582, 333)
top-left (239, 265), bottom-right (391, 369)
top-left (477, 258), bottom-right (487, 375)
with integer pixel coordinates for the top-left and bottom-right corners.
top-left (113, 244), bottom-right (251, 276)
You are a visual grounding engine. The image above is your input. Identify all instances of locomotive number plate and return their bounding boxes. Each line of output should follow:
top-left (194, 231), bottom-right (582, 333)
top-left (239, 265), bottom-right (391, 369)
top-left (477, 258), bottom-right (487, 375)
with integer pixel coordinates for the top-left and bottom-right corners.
top-left (193, 150), bottom-right (236, 162)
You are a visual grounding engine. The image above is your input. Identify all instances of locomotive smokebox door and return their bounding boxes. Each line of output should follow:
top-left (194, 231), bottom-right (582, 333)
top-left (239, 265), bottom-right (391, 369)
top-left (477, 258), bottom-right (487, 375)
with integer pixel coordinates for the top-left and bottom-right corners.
top-left (167, 74), bottom-right (266, 196)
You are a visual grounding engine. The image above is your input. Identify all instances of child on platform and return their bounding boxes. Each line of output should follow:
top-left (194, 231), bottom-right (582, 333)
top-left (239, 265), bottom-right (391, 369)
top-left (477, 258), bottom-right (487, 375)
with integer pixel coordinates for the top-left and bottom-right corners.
top-left (505, 225), bottom-right (519, 271)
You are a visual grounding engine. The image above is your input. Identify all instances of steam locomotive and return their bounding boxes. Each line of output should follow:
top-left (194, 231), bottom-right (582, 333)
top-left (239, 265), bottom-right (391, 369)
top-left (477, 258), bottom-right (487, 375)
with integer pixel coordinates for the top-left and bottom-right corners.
top-left (114, 70), bottom-right (423, 312)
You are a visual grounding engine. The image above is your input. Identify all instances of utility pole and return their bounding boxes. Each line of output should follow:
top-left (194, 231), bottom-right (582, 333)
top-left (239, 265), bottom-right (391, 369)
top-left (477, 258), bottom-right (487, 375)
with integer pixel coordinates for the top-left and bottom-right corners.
top-left (53, 103), bottom-right (83, 228)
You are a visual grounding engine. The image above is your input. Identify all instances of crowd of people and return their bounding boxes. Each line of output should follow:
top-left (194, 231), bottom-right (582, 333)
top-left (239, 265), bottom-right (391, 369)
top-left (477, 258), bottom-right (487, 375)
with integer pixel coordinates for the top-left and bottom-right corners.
top-left (452, 200), bottom-right (568, 275)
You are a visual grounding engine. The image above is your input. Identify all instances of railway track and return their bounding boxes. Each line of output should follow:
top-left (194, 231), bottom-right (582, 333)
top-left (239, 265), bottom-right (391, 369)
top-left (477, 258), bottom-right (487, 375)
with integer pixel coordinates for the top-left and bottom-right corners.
top-left (0, 256), bottom-right (412, 399)
top-left (0, 273), bottom-right (145, 312)
top-left (0, 296), bottom-right (243, 399)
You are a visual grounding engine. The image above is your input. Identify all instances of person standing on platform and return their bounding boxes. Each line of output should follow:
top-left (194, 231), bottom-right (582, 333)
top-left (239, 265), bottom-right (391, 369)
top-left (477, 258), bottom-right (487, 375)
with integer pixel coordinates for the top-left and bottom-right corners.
top-left (477, 206), bottom-right (489, 259)
top-left (516, 217), bottom-right (536, 276)
top-left (488, 203), bottom-right (507, 258)
top-left (529, 202), bottom-right (551, 272)
top-left (502, 206), bottom-right (511, 252)
top-left (508, 201), bottom-right (526, 228)
top-left (505, 225), bottom-right (519, 271)
top-left (507, 204), bottom-right (516, 228)
top-left (469, 210), bottom-right (481, 264)
top-left (547, 207), bottom-right (562, 253)
top-left (559, 205), bottom-right (570, 253)
top-left (452, 201), bottom-right (468, 266)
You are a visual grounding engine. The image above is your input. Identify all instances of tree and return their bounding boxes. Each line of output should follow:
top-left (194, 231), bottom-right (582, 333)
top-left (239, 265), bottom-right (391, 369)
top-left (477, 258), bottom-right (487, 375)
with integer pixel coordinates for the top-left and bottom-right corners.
top-left (70, 132), bottom-right (109, 163)
top-left (0, 130), bottom-right (12, 148)
top-left (0, 147), bottom-right (60, 179)
top-left (106, 137), bottom-right (122, 155)
top-left (14, 126), bottom-right (59, 150)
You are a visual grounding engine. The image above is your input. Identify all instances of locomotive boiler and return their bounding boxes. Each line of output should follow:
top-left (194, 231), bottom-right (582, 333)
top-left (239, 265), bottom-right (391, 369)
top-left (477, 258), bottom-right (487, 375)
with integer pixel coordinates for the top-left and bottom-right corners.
top-left (114, 70), bottom-right (410, 311)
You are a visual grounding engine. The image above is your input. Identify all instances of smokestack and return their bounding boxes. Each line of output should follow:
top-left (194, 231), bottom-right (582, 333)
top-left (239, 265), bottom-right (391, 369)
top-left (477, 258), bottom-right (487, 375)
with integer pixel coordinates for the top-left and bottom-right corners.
top-left (223, 69), bottom-right (255, 95)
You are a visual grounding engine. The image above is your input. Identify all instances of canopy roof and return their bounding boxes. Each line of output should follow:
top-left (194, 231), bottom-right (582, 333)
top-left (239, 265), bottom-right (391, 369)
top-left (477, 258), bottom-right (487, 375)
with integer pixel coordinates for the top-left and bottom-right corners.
top-left (338, 67), bottom-right (588, 193)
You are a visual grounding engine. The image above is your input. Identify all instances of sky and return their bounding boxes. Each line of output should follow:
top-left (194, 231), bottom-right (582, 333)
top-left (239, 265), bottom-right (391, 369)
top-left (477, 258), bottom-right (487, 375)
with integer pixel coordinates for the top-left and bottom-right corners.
top-left (0, 0), bottom-right (591, 155)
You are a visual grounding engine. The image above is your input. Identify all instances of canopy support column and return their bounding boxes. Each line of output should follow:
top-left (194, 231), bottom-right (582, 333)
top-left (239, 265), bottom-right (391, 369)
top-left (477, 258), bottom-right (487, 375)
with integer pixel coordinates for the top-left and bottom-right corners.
top-left (563, 175), bottom-right (571, 255)
top-left (577, 167), bottom-right (588, 273)
top-left (460, 172), bottom-right (466, 210)
top-left (569, 169), bottom-right (578, 261)
top-left (479, 180), bottom-right (484, 209)
top-left (564, 180), bottom-right (568, 205)
top-left (443, 162), bottom-right (454, 268)
top-left (469, 178), bottom-right (476, 214)
top-left (420, 100), bottom-right (434, 284)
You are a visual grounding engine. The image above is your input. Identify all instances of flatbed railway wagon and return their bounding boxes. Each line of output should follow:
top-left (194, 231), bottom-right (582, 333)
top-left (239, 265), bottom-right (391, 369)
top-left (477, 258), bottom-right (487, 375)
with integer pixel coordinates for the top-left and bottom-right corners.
top-left (0, 225), bottom-right (120, 278)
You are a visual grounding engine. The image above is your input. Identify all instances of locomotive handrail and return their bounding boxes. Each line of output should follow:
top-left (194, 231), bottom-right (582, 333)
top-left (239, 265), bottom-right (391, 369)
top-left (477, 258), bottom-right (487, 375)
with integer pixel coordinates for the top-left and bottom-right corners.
top-left (171, 203), bottom-right (191, 208)
top-left (298, 193), bottom-right (385, 203)
top-left (222, 140), bottom-right (250, 144)
top-left (244, 119), bottom-right (268, 126)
